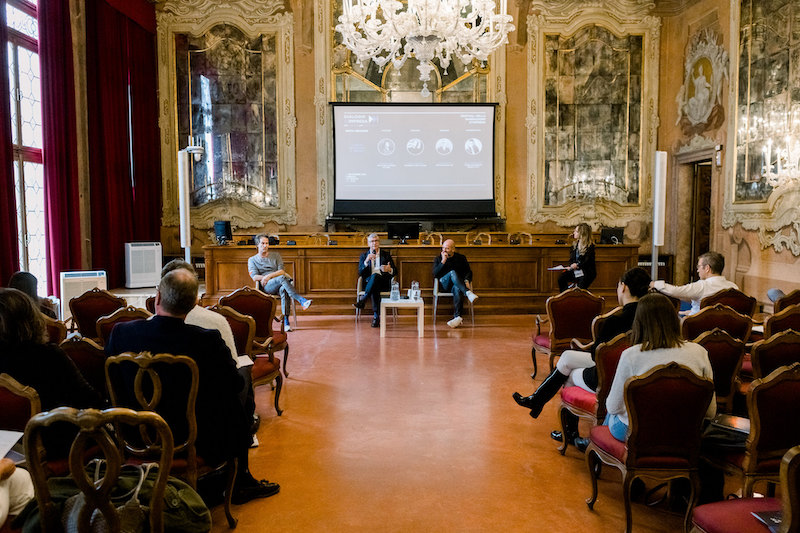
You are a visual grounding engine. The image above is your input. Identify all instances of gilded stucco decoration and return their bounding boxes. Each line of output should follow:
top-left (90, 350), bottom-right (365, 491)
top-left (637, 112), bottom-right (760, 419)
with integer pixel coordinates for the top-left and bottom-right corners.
top-left (723, 0), bottom-right (800, 256)
top-left (674, 28), bottom-right (728, 132)
top-left (156, 0), bottom-right (296, 229)
top-left (525, 6), bottom-right (661, 227)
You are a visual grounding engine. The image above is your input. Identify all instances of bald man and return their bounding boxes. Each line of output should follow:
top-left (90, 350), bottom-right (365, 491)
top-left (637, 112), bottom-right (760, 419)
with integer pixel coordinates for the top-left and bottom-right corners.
top-left (432, 239), bottom-right (479, 328)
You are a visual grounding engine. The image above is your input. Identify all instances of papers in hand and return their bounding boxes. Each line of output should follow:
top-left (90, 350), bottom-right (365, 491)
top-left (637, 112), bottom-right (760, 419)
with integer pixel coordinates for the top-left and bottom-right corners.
top-left (547, 265), bottom-right (568, 271)
top-left (236, 355), bottom-right (254, 369)
top-left (0, 430), bottom-right (24, 463)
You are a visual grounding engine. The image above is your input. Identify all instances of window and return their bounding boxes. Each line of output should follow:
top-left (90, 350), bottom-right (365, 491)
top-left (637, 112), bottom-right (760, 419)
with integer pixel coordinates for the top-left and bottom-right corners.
top-left (5, 0), bottom-right (46, 296)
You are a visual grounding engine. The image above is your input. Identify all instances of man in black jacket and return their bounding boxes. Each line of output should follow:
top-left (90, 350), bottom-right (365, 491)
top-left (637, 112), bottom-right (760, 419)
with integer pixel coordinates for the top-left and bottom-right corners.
top-left (105, 268), bottom-right (279, 504)
top-left (354, 233), bottom-right (397, 328)
top-left (433, 239), bottom-right (479, 328)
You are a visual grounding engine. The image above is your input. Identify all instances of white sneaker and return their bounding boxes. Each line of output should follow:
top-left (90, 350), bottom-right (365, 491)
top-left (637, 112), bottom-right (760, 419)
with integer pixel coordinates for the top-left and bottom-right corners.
top-left (447, 316), bottom-right (463, 328)
top-left (301, 299), bottom-right (312, 311)
top-left (466, 290), bottom-right (479, 303)
top-left (284, 321), bottom-right (292, 332)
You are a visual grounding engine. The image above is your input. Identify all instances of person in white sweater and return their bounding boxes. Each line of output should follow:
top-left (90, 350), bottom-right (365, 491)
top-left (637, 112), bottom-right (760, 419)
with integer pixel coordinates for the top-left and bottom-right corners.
top-left (605, 292), bottom-right (716, 442)
top-left (650, 251), bottom-right (738, 315)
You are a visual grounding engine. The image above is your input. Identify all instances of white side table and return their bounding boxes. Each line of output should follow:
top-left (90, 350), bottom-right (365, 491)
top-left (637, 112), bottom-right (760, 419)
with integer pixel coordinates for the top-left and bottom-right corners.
top-left (380, 297), bottom-right (425, 338)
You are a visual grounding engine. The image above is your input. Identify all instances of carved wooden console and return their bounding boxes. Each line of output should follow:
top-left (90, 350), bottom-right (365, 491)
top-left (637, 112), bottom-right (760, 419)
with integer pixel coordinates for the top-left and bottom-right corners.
top-left (202, 241), bottom-right (639, 315)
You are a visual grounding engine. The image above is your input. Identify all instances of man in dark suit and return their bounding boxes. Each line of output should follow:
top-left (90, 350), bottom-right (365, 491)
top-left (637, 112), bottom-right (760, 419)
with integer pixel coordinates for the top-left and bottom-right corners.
top-left (354, 232), bottom-right (396, 327)
top-left (105, 268), bottom-right (279, 504)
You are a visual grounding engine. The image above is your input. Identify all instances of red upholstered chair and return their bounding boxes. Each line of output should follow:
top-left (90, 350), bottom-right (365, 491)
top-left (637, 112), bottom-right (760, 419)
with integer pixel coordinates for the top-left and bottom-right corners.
top-left (585, 362), bottom-right (715, 533)
top-left (219, 286), bottom-right (291, 376)
top-left (690, 444), bottom-right (800, 533)
top-left (145, 295), bottom-right (156, 314)
top-left (558, 332), bottom-right (630, 455)
top-left (24, 407), bottom-right (175, 533)
top-left (775, 289), bottom-right (800, 313)
top-left (694, 328), bottom-right (746, 413)
top-left (0, 373), bottom-right (45, 477)
top-left (105, 351), bottom-right (238, 528)
top-left (60, 336), bottom-right (108, 398)
top-left (42, 314), bottom-right (67, 344)
top-left (681, 304), bottom-right (753, 343)
top-left (209, 304), bottom-right (283, 415)
top-left (751, 330), bottom-right (800, 379)
top-left (68, 288), bottom-right (126, 341)
top-left (764, 304), bottom-right (800, 338)
top-left (95, 305), bottom-right (151, 346)
top-left (703, 363), bottom-right (800, 497)
top-left (700, 288), bottom-right (758, 317)
top-left (531, 288), bottom-right (604, 379)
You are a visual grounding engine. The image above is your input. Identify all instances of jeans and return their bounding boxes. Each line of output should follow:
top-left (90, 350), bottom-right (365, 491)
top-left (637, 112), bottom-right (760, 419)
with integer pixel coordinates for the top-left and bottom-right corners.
top-left (438, 270), bottom-right (469, 318)
top-left (605, 413), bottom-right (628, 442)
top-left (262, 275), bottom-right (302, 317)
top-left (361, 273), bottom-right (392, 318)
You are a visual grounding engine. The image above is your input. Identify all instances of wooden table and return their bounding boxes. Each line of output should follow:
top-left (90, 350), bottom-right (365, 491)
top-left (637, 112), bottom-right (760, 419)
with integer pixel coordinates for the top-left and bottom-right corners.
top-left (380, 297), bottom-right (425, 337)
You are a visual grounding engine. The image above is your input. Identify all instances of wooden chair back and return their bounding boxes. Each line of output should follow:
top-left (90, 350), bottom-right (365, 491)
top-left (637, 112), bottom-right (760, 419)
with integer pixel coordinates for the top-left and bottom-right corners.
top-left (694, 328), bottom-right (746, 412)
top-left (547, 288), bottom-right (605, 353)
top-left (681, 303), bottom-right (753, 342)
top-left (95, 305), bottom-right (151, 346)
top-left (208, 305), bottom-right (256, 357)
top-left (24, 407), bottom-right (173, 533)
top-left (775, 289), bottom-right (800, 313)
top-left (571, 305), bottom-right (624, 352)
top-left (700, 288), bottom-right (758, 317)
top-left (69, 288), bottom-right (126, 340)
top-left (60, 336), bottom-right (108, 397)
top-left (42, 314), bottom-right (67, 344)
top-left (219, 286), bottom-right (280, 343)
top-left (750, 329), bottom-right (800, 379)
top-left (0, 373), bottom-right (41, 431)
top-left (145, 296), bottom-right (156, 314)
top-left (593, 333), bottom-right (631, 423)
top-left (764, 304), bottom-right (800, 338)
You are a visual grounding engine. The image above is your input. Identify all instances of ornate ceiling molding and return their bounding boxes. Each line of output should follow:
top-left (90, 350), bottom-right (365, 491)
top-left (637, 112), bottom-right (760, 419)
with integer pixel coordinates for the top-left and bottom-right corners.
top-left (528, 0), bottom-right (655, 22)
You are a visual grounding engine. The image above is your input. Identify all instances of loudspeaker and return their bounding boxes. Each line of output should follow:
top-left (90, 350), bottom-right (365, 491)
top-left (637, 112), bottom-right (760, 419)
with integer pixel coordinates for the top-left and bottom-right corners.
top-left (652, 151), bottom-right (667, 247)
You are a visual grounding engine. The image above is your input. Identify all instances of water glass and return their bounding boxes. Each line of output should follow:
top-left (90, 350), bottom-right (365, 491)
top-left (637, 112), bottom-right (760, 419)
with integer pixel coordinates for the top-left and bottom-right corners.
top-left (411, 280), bottom-right (421, 300)
top-left (390, 280), bottom-right (400, 301)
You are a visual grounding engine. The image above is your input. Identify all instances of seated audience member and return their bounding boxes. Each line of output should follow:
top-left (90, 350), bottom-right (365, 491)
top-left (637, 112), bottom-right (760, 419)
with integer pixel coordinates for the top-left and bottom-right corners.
top-left (433, 239), bottom-right (479, 329)
top-left (650, 251), bottom-right (737, 315)
top-left (605, 292), bottom-right (716, 442)
top-left (0, 458), bottom-right (33, 527)
top-left (161, 259), bottom-right (259, 434)
top-left (8, 271), bottom-right (57, 318)
top-left (248, 234), bottom-right (311, 332)
top-left (105, 268), bottom-right (278, 503)
top-left (0, 288), bottom-right (104, 457)
top-left (513, 268), bottom-right (651, 448)
top-left (354, 233), bottom-right (397, 328)
top-left (767, 288), bottom-right (786, 303)
top-left (558, 223), bottom-right (597, 292)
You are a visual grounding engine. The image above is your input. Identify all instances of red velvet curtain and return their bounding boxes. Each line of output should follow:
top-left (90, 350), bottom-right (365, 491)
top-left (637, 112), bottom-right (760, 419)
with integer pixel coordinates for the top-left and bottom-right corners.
top-left (85, 0), bottom-right (161, 289)
top-left (0, 1), bottom-right (20, 284)
top-left (39, 0), bottom-right (82, 297)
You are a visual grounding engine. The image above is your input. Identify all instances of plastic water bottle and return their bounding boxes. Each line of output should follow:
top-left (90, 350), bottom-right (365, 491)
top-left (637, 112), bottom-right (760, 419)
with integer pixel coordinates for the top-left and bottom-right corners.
top-left (390, 280), bottom-right (400, 301)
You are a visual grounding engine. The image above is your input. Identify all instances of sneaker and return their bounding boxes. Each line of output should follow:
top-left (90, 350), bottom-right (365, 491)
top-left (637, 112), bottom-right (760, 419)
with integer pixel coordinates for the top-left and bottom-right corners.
top-left (301, 298), bottom-right (312, 311)
top-left (284, 319), bottom-right (292, 332)
top-left (466, 290), bottom-right (479, 303)
top-left (447, 316), bottom-right (463, 328)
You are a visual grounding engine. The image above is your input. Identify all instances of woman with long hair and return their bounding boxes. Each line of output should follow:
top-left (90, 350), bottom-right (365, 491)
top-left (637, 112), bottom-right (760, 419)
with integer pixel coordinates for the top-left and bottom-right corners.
top-left (558, 223), bottom-right (597, 292)
top-left (604, 292), bottom-right (716, 442)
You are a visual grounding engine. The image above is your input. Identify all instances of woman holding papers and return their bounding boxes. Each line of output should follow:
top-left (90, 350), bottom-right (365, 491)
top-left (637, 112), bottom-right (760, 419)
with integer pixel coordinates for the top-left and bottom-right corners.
top-left (558, 223), bottom-right (597, 292)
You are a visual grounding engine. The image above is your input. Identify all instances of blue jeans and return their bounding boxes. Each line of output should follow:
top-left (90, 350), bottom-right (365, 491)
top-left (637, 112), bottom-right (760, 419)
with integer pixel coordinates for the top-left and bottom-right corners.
top-left (438, 270), bottom-right (469, 318)
top-left (604, 413), bottom-right (628, 442)
top-left (262, 275), bottom-right (301, 317)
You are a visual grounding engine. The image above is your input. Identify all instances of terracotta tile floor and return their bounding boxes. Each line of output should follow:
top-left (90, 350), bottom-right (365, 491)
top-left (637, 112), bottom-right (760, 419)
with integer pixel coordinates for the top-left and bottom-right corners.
top-left (212, 314), bottom-right (685, 532)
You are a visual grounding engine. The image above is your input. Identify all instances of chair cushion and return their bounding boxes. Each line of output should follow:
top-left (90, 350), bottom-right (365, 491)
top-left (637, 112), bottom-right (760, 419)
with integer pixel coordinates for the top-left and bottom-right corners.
top-left (533, 335), bottom-right (550, 349)
top-left (740, 359), bottom-right (753, 375)
top-left (270, 332), bottom-right (288, 346)
top-left (691, 497), bottom-right (780, 533)
top-left (561, 386), bottom-right (597, 413)
top-left (589, 425), bottom-right (627, 461)
top-left (253, 356), bottom-right (280, 380)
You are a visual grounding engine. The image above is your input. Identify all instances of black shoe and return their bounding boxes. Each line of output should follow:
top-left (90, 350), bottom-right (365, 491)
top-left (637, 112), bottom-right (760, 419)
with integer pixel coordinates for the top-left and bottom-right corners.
top-left (573, 437), bottom-right (590, 453)
top-left (371, 317), bottom-right (380, 327)
top-left (353, 299), bottom-right (365, 310)
top-left (250, 414), bottom-right (261, 435)
top-left (512, 368), bottom-right (569, 419)
top-left (550, 430), bottom-right (564, 442)
top-left (232, 479), bottom-right (280, 504)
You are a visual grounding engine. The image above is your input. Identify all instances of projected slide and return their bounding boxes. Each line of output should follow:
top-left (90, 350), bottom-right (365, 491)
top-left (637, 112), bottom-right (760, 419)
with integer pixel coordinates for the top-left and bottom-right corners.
top-left (333, 105), bottom-right (495, 203)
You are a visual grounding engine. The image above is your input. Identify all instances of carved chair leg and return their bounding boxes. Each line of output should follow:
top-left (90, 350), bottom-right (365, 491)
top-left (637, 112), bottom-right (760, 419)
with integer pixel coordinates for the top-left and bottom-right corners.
top-left (622, 474), bottom-right (634, 533)
top-left (530, 347), bottom-right (538, 380)
top-left (282, 345), bottom-right (290, 377)
top-left (224, 458), bottom-right (238, 529)
top-left (273, 374), bottom-right (283, 416)
top-left (586, 448), bottom-right (600, 509)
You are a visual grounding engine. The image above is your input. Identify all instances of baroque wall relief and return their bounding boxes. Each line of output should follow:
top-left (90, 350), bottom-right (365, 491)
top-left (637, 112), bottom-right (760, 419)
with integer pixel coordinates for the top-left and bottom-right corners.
top-left (674, 28), bottom-right (728, 136)
top-left (525, 6), bottom-right (661, 229)
top-left (155, 0), bottom-right (297, 230)
top-left (723, 0), bottom-right (800, 256)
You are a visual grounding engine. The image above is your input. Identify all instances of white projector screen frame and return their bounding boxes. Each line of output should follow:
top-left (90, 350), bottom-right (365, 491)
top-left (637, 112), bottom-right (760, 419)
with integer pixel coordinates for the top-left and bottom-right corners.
top-left (332, 103), bottom-right (497, 217)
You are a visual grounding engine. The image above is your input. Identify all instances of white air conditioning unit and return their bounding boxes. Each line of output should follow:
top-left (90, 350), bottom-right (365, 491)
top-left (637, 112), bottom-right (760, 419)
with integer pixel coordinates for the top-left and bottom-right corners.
top-left (60, 270), bottom-right (107, 322)
top-left (125, 242), bottom-right (163, 289)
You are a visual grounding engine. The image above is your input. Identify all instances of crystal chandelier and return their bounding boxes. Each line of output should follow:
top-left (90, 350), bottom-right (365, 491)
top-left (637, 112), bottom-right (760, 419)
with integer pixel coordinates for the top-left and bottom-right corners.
top-left (739, 108), bottom-right (800, 188)
top-left (335, 0), bottom-right (514, 97)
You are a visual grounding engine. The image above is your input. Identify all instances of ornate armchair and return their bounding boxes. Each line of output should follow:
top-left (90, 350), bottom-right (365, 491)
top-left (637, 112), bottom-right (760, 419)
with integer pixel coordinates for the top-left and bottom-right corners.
top-left (681, 304), bottom-right (753, 343)
top-left (42, 314), bottom-right (67, 344)
top-left (750, 329), bottom-right (800, 379)
top-left (694, 328), bottom-right (746, 413)
top-left (774, 289), bottom-right (800, 313)
top-left (764, 304), bottom-right (800, 338)
top-left (59, 336), bottom-right (108, 398)
top-left (585, 362), bottom-right (714, 533)
top-left (95, 305), bottom-right (151, 346)
top-left (700, 288), bottom-right (758, 317)
top-left (531, 288), bottom-right (604, 379)
top-left (68, 288), bottom-right (126, 341)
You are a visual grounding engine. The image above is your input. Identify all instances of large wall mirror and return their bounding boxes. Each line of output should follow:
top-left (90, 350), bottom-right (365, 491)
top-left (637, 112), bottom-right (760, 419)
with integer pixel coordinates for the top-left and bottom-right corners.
top-left (526, 9), bottom-right (660, 227)
top-left (156, 1), bottom-right (296, 229)
top-left (723, 0), bottom-right (800, 255)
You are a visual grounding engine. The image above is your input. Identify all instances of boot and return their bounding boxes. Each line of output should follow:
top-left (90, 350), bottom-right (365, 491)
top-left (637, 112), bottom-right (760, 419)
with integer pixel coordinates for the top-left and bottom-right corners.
top-left (512, 368), bottom-right (568, 418)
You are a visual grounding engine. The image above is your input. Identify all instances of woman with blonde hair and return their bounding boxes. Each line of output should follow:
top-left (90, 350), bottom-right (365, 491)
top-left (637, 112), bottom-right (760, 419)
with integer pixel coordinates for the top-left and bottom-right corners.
top-left (558, 223), bottom-right (597, 291)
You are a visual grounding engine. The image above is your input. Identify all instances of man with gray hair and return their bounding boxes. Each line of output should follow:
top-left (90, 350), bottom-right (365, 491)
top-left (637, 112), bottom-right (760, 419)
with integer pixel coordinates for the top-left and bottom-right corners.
top-left (651, 251), bottom-right (738, 315)
top-left (106, 268), bottom-right (279, 503)
top-left (354, 233), bottom-right (396, 327)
